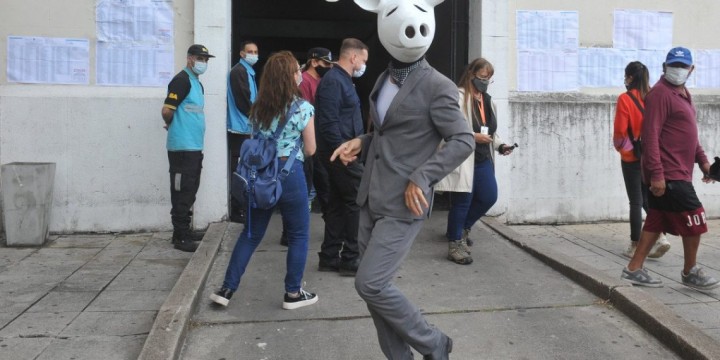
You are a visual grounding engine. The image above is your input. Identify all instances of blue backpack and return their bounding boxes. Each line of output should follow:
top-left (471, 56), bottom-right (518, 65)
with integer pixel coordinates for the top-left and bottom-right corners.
top-left (231, 101), bottom-right (301, 211)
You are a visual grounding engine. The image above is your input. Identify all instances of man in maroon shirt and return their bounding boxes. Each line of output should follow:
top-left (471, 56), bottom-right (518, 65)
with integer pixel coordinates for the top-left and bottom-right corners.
top-left (621, 47), bottom-right (719, 290)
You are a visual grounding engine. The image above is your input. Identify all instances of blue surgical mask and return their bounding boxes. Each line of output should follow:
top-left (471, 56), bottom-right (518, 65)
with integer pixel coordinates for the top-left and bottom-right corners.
top-left (245, 54), bottom-right (259, 66)
top-left (353, 63), bottom-right (366, 78)
top-left (192, 61), bottom-right (207, 75)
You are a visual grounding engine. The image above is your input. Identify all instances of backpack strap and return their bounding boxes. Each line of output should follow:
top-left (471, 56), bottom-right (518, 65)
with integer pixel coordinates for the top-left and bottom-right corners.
top-left (276, 101), bottom-right (302, 181)
top-left (625, 91), bottom-right (644, 141)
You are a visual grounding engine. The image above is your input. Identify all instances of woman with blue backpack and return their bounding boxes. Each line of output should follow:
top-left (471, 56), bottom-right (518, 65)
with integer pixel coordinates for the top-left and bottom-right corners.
top-left (211, 51), bottom-right (318, 309)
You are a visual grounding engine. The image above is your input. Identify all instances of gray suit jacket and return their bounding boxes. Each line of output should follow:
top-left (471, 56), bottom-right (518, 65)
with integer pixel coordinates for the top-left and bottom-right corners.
top-left (357, 60), bottom-right (474, 220)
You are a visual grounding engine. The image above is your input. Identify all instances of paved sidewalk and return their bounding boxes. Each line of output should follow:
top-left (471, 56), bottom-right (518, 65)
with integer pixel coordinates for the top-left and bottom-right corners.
top-left (3, 215), bottom-right (720, 359)
top-left (173, 214), bottom-right (683, 359)
top-left (502, 219), bottom-right (720, 343)
top-left (0, 231), bottom-right (190, 360)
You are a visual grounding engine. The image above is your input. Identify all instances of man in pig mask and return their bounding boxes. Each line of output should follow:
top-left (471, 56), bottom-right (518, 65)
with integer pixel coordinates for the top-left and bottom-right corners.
top-left (331, 1), bottom-right (474, 358)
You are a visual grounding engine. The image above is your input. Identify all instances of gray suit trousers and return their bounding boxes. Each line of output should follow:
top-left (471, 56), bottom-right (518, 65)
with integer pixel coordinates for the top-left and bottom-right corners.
top-left (355, 205), bottom-right (443, 359)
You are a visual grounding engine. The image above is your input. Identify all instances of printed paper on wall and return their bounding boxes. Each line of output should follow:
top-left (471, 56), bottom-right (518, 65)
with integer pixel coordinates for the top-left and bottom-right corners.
top-left (7, 36), bottom-right (90, 85)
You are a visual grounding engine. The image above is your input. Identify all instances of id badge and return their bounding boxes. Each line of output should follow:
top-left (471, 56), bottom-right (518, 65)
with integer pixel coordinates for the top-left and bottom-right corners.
top-left (480, 126), bottom-right (489, 135)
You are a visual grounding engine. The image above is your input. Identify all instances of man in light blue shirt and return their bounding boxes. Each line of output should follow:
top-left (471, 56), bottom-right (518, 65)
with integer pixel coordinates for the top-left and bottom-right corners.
top-left (162, 44), bottom-right (214, 252)
top-left (227, 40), bottom-right (259, 223)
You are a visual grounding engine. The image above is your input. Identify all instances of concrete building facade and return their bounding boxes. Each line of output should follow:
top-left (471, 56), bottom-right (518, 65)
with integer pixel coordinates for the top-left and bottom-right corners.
top-left (0, 0), bottom-right (718, 233)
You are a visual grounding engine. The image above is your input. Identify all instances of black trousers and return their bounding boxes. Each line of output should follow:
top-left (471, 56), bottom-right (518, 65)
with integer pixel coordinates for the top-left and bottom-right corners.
top-left (228, 132), bottom-right (250, 221)
top-left (620, 160), bottom-right (648, 242)
top-left (168, 151), bottom-right (203, 233)
top-left (319, 153), bottom-right (362, 261)
top-left (312, 153), bottom-right (330, 215)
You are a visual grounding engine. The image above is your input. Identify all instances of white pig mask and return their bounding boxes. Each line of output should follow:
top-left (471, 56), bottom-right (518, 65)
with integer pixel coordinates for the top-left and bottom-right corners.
top-left (355, 0), bottom-right (445, 63)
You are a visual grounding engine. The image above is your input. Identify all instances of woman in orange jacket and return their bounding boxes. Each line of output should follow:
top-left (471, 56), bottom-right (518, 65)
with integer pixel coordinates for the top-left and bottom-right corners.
top-left (613, 61), bottom-right (669, 258)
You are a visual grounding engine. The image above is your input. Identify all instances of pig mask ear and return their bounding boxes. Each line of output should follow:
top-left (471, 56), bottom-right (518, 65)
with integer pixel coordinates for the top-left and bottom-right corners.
top-left (354, 0), bottom-right (383, 13)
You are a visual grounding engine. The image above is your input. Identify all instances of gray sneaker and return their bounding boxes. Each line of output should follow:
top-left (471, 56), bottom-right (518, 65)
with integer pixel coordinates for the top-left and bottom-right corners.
top-left (681, 266), bottom-right (720, 291)
top-left (621, 267), bottom-right (663, 287)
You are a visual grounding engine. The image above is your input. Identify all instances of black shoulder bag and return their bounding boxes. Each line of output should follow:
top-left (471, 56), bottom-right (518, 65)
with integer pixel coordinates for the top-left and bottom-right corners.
top-left (626, 91), bottom-right (644, 159)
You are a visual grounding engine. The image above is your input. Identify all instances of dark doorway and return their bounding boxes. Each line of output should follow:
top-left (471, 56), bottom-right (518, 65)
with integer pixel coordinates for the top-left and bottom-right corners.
top-left (231, 0), bottom-right (469, 101)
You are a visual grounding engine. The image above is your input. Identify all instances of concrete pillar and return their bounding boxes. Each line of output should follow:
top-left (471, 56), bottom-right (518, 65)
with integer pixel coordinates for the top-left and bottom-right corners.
top-left (1, 162), bottom-right (56, 246)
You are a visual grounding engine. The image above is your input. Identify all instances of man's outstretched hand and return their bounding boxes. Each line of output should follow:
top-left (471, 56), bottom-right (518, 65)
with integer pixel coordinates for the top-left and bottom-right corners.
top-left (330, 138), bottom-right (362, 165)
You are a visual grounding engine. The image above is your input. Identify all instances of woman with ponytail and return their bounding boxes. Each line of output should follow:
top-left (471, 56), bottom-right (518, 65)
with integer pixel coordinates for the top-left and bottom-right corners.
top-left (613, 61), bottom-right (670, 258)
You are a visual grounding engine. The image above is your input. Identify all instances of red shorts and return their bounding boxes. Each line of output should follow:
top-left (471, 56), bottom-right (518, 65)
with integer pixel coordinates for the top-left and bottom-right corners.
top-left (642, 181), bottom-right (708, 236)
top-left (643, 207), bottom-right (707, 236)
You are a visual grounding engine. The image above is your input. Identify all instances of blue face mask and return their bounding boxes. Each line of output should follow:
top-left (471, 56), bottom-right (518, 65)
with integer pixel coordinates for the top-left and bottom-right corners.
top-left (245, 54), bottom-right (259, 66)
top-left (353, 63), bottom-right (366, 78)
top-left (192, 61), bottom-right (207, 75)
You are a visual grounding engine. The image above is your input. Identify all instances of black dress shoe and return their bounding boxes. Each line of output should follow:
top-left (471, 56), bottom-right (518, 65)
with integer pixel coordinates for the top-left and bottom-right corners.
top-left (423, 334), bottom-right (453, 360)
top-left (318, 256), bottom-right (340, 272)
top-left (339, 258), bottom-right (360, 276)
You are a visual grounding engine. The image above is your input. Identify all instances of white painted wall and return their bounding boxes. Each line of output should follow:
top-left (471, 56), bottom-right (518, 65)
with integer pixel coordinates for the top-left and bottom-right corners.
top-left (481, 0), bottom-right (720, 223)
top-left (476, 0), bottom-right (513, 218)
top-left (505, 94), bottom-right (720, 224)
top-left (0, 0), bottom-right (231, 232)
top-left (2, 0), bottom-right (719, 232)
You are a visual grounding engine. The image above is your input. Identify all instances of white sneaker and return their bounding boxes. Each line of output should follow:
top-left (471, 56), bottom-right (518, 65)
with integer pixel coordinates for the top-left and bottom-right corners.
top-left (648, 235), bottom-right (671, 259)
top-left (623, 243), bottom-right (637, 258)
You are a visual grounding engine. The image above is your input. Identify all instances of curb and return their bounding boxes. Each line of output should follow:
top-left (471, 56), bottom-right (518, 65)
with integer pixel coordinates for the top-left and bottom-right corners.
top-left (482, 217), bottom-right (720, 360)
top-left (137, 222), bottom-right (227, 360)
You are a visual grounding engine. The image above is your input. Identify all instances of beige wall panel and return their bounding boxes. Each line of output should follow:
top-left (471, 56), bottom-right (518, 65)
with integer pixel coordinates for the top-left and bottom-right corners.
top-left (510, 0), bottom-right (720, 93)
top-left (0, 0), bottom-right (195, 84)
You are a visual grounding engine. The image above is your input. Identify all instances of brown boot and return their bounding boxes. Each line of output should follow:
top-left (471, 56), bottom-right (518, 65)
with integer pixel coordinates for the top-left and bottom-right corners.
top-left (462, 228), bottom-right (473, 247)
top-left (447, 241), bottom-right (473, 265)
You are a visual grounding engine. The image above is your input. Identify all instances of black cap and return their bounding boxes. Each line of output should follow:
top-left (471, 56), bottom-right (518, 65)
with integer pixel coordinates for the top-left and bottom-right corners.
top-left (187, 44), bottom-right (215, 58)
top-left (307, 47), bottom-right (333, 63)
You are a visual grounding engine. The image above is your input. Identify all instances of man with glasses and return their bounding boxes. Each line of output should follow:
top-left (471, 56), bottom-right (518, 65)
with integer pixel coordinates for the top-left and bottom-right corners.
top-left (161, 44), bottom-right (214, 252)
top-left (621, 47), bottom-right (719, 290)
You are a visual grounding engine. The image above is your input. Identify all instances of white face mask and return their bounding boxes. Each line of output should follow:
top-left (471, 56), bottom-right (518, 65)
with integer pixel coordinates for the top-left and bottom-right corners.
top-left (296, 72), bottom-right (303, 86)
top-left (665, 67), bottom-right (691, 86)
top-left (192, 61), bottom-right (207, 75)
top-left (245, 54), bottom-right (259, 66)
top-left (353, 63), bottom-right (367, 78)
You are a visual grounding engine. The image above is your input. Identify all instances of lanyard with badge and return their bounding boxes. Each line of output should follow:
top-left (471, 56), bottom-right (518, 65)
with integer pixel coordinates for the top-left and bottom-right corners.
top-left (475, 97), bottom-right (489, 135)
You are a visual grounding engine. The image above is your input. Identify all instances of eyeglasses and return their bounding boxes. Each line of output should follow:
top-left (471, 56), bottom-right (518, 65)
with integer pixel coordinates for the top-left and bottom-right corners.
top-left (475, 77), bottom-right (494, 84)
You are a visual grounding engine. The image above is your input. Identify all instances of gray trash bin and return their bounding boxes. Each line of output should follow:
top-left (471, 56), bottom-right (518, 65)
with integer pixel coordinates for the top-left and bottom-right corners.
top-left (1, 162), bottom-right (56, 246)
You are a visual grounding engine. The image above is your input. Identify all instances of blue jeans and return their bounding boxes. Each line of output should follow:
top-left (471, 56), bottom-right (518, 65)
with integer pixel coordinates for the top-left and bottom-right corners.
top-left (222, 159), bottom-right (310, 293)
top-left (446, 158), bottom-right (498, 241)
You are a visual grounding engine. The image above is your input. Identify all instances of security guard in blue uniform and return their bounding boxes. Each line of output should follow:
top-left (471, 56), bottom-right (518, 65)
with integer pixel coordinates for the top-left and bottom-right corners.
top-left (161, 44), bottom-right (214, 252)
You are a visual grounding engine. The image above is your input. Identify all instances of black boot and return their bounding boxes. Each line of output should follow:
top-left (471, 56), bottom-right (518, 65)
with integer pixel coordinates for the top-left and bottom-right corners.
top-left (172, 230), bottom-right (203, 244)
top-left (173, 229), bottom-right (198, 252)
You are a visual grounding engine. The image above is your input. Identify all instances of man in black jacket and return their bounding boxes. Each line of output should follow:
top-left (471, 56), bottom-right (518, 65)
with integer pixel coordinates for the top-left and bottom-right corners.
top-left (315, 38), bottom-right (369, 276)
